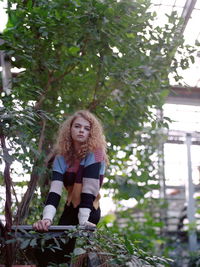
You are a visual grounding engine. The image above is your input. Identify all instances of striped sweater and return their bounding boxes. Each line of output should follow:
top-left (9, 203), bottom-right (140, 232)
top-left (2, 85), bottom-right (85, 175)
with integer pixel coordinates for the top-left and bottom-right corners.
top-left (42, 149), bottom-right (106, 225)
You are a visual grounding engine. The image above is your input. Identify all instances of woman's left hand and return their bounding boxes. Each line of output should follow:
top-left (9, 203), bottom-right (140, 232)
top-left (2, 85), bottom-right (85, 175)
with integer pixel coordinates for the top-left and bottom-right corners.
top-left (85, 221), bottom-right (96, 227)
top-left (81, 221), bottom-right (96, 228)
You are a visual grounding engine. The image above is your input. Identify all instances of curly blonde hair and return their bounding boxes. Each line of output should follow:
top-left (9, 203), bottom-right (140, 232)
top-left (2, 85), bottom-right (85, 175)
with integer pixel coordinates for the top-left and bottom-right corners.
top-left (54, 110), bottom-right (108, 164)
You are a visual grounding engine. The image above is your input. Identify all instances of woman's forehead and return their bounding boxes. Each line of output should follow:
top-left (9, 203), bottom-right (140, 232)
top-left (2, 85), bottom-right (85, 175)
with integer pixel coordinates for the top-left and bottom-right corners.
top-left (73, 116), bottom-right (90, 127)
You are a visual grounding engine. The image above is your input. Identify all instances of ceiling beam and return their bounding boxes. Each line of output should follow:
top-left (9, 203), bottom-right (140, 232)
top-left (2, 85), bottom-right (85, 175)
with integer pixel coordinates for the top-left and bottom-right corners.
top-left (180, 0), bottom-right (197, 34)
top-left (166, 86), bottom-right (200, 106)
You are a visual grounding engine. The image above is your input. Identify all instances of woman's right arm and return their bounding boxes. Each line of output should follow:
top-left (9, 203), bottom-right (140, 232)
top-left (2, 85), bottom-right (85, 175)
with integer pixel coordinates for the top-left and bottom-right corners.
top-left (33, 155), bottom-right (67, 231)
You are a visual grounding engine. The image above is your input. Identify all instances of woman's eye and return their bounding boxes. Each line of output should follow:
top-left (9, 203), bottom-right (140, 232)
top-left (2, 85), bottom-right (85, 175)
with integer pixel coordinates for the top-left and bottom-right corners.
top-left (85, 127), bottom-right (90, 131)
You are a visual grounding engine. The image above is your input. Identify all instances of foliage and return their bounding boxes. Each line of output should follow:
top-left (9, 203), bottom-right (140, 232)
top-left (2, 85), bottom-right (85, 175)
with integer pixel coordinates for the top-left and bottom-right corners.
top-left (0, 227), bottom-right (173, 266)
top-left (74, 227), bottom-right (173, 266)
top-left (100, 197), bottom-right (168, 255)
top-left (104, 127), bottom-right (168, 201)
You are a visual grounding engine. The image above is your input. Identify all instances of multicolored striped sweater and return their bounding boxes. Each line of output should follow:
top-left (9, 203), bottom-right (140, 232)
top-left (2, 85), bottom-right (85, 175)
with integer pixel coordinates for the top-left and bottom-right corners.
top-left (42, 149), bottom-right (106, 225)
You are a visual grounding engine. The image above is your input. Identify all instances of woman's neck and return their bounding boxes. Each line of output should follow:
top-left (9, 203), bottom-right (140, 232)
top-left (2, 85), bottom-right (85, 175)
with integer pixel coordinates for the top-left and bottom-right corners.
top-left (73, 141), bottom-right (81, 153)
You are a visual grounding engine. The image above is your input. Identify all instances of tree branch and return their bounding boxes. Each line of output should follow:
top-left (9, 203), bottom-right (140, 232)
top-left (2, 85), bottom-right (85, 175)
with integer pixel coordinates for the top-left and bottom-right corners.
top-left (14, 165), bottom-right (39, 224)
top-left (11, 182), bottom-right (19, 207)
top-left (53, 36), bottom-right (90, 83)
top-left (14, 149), bottom-right (55, 224)
top-left (34, 71), bottom-right (53, 110)
top-left (52, 64), bottom-right (76, 83)
top-left (87, 53), bottom-right (105, 111)
top-left (38, 118), bottom-right (46, 153)
top-left (34, 36), bottom-right (90, 110)
top-left (0, 134), bottom-right (12, 231)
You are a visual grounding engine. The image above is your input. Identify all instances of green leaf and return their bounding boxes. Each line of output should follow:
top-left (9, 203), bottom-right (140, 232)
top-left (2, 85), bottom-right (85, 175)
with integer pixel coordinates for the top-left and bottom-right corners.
top-left (5, 239), bottom-right (17, 245)
top-left (124, 235), bottom-right (133, 254)
top-left (73, 247), bottom-right (86, 256)
top-left (20, 239), bottom-right (30, 249)
top-left (29, 238), bottom-right (37, 247)
top-left (68, 46), bottom-right (80, 56)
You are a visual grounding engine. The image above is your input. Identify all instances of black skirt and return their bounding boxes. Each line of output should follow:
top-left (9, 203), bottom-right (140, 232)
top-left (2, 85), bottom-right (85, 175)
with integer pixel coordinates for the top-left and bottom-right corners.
top-left (35, 204), bottom-right (101, 266)
top-left (59, 203), bottom-right (101, 225)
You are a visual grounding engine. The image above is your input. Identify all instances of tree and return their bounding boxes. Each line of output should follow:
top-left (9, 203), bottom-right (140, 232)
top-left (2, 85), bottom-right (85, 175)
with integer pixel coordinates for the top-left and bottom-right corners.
top-left (0, 0), bottom-right (195, 237)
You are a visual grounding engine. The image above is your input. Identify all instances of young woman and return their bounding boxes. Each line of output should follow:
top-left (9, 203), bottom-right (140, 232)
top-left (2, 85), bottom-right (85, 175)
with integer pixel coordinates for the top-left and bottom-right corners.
top-left (33, 110), bottom-right (108, 265)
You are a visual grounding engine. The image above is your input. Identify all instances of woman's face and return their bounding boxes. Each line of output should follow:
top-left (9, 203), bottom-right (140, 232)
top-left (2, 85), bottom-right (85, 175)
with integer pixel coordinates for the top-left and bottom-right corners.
top-left (71, 116), bottom-right (91, 145)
